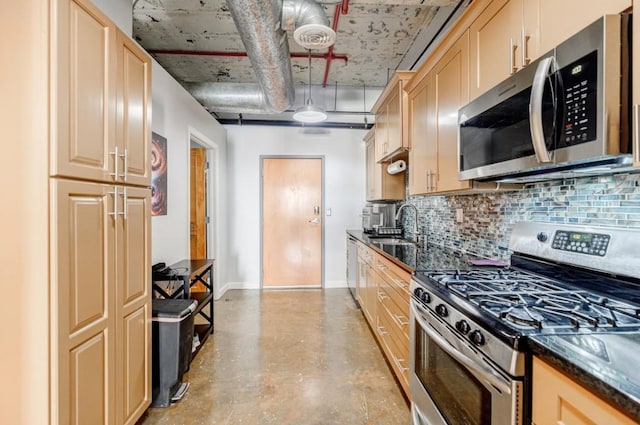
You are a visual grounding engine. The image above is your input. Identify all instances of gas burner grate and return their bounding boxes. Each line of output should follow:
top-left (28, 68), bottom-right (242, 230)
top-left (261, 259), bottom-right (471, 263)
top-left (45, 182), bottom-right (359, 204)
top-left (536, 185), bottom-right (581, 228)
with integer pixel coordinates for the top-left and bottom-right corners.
top-left (425, 268), bottom-right (640, 331)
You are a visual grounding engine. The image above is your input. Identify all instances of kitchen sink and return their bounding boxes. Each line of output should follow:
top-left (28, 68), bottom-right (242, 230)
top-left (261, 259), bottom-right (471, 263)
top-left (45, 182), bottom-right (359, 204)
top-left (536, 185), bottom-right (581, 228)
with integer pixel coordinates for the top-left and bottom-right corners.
top-left (369, 237), bottom-right (415, 246)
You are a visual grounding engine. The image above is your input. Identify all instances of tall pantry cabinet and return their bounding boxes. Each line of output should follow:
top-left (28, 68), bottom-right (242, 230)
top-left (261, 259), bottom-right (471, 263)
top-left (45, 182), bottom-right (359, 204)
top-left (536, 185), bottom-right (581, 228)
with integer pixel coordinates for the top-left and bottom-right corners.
top-left (1, 0), bottom-right (152, 424)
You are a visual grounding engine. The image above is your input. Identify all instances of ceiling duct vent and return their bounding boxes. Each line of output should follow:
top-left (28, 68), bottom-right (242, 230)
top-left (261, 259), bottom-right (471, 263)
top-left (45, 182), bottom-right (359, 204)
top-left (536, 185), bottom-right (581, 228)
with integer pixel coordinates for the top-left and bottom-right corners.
top-left (283, 0), bottom-right (336, 49)
top-left (294, 24), bottom-right (336, 49)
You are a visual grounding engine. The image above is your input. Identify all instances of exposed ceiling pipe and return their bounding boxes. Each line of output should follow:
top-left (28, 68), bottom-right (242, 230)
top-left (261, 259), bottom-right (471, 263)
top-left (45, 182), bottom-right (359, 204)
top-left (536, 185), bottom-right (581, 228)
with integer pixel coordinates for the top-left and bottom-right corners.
top-left (186, 0), bottom-right (335, 115)
top-left (321, 0), bottom-right (348, 87)
top-left (147, 49), bottom-right (348, 63)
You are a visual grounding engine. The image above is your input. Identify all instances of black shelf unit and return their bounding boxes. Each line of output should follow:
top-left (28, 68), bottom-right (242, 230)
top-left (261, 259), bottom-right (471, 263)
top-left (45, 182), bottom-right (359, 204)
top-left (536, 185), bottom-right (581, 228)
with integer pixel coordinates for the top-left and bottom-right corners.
top-left (152, 259), bottom-right (215, 360)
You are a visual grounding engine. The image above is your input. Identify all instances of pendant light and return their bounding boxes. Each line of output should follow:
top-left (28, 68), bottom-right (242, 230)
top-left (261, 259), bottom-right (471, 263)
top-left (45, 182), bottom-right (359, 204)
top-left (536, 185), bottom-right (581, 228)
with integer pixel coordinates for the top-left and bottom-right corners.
top-left (293, 50), bottom-right (327, 123)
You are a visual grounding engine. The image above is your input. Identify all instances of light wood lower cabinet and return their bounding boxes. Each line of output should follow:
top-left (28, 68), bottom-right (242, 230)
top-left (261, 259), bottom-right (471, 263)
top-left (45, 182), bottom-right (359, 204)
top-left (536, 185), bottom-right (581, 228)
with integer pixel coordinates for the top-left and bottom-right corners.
top-left (357, 242), bottom-right (411, 399)
top-left (532, 357), bottom-right (637, 425)
top-left (53, 180), bottom-right (151, 425)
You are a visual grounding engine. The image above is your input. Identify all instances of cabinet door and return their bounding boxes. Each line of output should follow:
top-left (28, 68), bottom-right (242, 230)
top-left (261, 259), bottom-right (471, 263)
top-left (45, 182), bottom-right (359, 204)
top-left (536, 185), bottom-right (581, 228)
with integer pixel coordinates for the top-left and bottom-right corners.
top-left (356, 253), bottom-right (367, 306)
top-left (115, 187), bottom-right (151, 424)
top-left (532, 0), bottom-right (631, 57)
top-left (634, 0), bottom-right (640, 167)
top-left (53, 0), bottom-right (116, 182)
top-left (434, 32), bottom-right (471, 193)
top-left (469, 0), bottom-right (522, 99)
top-left (386, 89), bottom-right (402, 154)
top-left (532, 357), bottom-right (637, 425)
top-left (364, 262), bottom-right (378, 325)
top-left (408, 73), bottom-right (437, 195)
top-left (52, 179), bottom-right (116, 425)
top-left (365, 134), bottom-right (380, 201)
top-left (116, 32), bottom-right (152, 187)
top-left (375, 107), bottom-right (388, 162)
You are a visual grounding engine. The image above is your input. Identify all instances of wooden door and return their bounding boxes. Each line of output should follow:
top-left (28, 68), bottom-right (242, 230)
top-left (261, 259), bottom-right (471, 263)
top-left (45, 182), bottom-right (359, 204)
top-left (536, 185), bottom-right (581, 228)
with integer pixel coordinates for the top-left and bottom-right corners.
top-left (190, 148), bottom-right (207, 259)
top-left (52, 179), bottom-right (116, 425)
top-left (262, 158), bottom-right (322, 287)
top-left (434, 32), bottom-right (471, 193)
top-left (116, 31), bottom-right (152, 187)
top-left (53, 0), bottom-right (116, 182)
top-left (115, 186), bottom-right (151, 425)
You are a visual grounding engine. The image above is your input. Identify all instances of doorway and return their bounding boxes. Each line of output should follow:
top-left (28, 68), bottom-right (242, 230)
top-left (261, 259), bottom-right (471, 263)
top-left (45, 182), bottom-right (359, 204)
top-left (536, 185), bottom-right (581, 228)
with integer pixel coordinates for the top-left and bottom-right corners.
top-left (261, 157), bottom-right (324, 288)
top-left (188, 128), bottom-right (219, 295)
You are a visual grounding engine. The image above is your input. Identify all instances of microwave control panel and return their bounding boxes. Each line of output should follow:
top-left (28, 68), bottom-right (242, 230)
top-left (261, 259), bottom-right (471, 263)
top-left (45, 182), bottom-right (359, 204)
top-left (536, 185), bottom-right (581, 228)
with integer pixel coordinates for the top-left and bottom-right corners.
top-left (561, 50), bottom-right (598, 147)
top-left (552, 230), bottom-right (610, 256)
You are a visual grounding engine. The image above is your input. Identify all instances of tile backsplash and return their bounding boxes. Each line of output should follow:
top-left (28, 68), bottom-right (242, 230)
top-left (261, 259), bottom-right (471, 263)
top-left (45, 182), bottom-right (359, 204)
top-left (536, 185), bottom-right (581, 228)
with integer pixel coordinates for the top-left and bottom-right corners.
top-left (397, 172), bottom-right (640, 261)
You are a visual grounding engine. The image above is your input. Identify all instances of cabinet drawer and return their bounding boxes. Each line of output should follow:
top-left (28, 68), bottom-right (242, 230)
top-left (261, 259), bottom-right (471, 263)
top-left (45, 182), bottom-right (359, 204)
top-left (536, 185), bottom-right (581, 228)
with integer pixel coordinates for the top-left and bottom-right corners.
top-left (378, 293), bottom-right (409, 353)
top-left (378, 282), bottom-right (410, 339)
top-left (376, 313), bottom-right (410, 395)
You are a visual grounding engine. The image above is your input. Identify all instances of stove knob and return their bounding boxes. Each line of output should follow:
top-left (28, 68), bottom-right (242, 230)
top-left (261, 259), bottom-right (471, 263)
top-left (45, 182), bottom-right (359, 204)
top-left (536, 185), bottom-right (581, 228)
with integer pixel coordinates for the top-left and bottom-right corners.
top-left (414, 287), bottom-right (424, 298)
top-left (455, 320), bottom-right (471, 334)
top-left (420, 291), bottom-right (432, 304)
top-left (435, 304), bottom-right (448, 317)
top-left (537, 232), bottom-right (548, 242)
top-left (469, 330), bottom-right (485, 346)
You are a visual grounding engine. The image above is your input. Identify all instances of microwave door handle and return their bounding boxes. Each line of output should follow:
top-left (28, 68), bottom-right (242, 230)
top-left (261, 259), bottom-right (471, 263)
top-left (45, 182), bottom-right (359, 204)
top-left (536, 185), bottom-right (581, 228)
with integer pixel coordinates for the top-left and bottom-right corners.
top-left (530, 56), bottom-right (555, 163)
top-left (411, 302), bottom-right (512, 395)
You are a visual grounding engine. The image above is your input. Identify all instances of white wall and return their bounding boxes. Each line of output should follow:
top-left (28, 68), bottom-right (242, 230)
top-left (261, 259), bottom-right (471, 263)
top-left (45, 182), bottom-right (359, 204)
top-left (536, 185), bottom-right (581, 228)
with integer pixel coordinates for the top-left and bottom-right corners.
top-left (225, 125), bottom-right (366, 289)
top-left (151, 63), bottom-right (229, 296)
top-left (91, 0), bottom-right (230, 297)
top-left (92, 0), bottom-right (132, 34)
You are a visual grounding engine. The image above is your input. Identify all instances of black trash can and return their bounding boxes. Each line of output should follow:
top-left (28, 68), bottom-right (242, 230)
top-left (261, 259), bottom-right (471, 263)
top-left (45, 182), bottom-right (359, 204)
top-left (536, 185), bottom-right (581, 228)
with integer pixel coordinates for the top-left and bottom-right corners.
top-left (151, 298), bottom-right (197, 407)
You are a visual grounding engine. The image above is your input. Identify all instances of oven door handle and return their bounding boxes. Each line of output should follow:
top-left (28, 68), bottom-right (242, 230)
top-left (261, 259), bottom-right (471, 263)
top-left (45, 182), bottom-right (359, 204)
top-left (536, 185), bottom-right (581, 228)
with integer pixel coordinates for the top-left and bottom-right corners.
top-left (411, 302), bottom-right (512, 395)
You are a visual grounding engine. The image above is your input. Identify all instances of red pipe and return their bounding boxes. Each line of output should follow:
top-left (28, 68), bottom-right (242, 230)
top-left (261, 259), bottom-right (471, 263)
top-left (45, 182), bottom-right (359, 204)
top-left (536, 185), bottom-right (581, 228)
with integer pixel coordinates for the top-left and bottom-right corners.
top-left (322, 0), bottom-right (349, 87)
top-left (147, 49), bottom-right (348, 62)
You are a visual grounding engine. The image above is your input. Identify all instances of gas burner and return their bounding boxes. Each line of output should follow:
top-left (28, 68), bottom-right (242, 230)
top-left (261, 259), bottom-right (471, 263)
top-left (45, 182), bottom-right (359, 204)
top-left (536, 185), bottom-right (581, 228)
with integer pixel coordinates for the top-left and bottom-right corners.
top-left (501, 307), bottom-right (545, 328)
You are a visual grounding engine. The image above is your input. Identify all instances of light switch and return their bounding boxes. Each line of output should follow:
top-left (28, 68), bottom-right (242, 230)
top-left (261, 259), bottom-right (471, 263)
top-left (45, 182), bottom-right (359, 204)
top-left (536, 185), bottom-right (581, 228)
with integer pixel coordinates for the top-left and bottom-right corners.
top-left (326, 208), bottom-right (332, 216)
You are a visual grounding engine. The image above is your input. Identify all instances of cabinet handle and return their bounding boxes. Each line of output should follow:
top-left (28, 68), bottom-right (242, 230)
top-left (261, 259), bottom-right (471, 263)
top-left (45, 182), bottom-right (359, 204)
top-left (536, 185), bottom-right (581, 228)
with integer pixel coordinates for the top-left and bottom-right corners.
top-left (510, 38), bottom-right (518, 74)
top-left (634, 104), bottom-right (640, 164)
top-left (109, 146), bottom-right (119, 180)
top-left (121, 187), bottom-right (128, 219)
top-left (393, 355), bottom-right (409, 372)
top-left (394, 278), bottom-right (408, 289)
top-left (378, 291), bottom-right (389, 302)
top-left (522, 32), bottom-right (531, 66)
top-left (426, 170), bottom-right (431, 191)
top-left (377, 325), bottom-right (388, 336)
top-left (394, 314), bottom-right (409, 326)
top-left (121, 149), bottom-right (128, 181)
top-left (426, 170), bottom-right (436, 191)
top-left (108, 186), bottom-right (119, 221)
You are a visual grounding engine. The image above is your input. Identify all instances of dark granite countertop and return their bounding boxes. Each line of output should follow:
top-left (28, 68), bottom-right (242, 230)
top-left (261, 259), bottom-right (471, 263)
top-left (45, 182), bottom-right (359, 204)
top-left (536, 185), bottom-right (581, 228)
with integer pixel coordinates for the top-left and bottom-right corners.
top-left (529, 333), bottom-right (640, 421)
top-left (347, 229), bottom-right (479, 272)
top-left (348, 229), bottom-right (640, 421)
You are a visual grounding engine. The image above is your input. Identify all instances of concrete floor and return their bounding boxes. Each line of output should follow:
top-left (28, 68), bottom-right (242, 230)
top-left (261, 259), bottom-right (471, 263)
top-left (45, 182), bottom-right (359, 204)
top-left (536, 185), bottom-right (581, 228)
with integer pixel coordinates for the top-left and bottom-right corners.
top-left (139, 289), bottom-right (411, 424)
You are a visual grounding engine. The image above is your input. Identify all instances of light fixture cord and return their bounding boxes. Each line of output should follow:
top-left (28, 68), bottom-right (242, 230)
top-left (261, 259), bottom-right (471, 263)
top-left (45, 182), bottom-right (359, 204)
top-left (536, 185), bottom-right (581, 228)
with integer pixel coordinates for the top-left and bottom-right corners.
top-left (307, 49), bottom-right (312, 104)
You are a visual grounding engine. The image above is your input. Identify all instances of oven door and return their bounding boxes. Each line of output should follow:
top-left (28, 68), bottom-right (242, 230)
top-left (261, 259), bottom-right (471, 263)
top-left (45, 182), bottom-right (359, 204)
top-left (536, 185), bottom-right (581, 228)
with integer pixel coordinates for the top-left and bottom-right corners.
top-left (409, 301), bottom-right (523, 425)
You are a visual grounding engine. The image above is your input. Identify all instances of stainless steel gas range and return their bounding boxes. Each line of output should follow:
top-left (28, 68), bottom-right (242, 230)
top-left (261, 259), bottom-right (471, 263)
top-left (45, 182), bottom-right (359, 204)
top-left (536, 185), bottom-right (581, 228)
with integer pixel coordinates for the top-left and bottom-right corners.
top-left (409, 221), bottom-right (640, 425)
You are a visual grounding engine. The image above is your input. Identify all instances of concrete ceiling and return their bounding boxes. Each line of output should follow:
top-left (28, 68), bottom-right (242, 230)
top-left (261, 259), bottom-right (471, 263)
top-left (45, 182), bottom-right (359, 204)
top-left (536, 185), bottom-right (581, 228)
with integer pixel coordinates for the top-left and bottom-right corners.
top-left (132, 0), bottom-right (466, 126)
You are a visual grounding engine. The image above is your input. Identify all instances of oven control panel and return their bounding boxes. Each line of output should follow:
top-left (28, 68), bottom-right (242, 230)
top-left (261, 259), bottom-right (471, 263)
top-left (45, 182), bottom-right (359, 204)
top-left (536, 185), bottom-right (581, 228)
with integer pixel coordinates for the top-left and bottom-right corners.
top-left (552, 230), bottom-right (610, 256)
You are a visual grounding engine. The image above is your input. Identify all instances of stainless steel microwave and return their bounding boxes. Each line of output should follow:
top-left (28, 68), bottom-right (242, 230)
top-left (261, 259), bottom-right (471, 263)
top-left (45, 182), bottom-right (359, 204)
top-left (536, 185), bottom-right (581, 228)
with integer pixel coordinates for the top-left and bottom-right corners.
top-left (458, 14), bottom-right (633, 183)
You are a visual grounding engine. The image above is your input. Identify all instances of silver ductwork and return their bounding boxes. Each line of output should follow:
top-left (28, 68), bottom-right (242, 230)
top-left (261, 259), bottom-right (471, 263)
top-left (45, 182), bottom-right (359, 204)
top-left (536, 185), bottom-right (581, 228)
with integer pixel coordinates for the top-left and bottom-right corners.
top-left (187, 0), bottom-right (334, 115)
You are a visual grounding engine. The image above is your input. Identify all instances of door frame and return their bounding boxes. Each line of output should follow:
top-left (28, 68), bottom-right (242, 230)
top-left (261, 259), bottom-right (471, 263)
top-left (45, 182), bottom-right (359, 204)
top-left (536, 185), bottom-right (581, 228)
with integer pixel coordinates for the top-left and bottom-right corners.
top-left (188, 126), bottom-right (220, 297)
top-left (259, 155), bottom-right (325, 289)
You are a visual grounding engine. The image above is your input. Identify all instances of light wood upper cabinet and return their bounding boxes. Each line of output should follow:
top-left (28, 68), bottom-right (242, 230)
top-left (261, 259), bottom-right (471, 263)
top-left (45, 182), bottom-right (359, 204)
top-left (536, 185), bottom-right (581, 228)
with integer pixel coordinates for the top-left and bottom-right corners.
top-left (532, 357), bottom-right (637, 425)
top-left (469, 0), bottom-right (523, 100)
top-left (372, 71), bottom-right (414, 162)
top-left (365, 129), bottom-right (405, 201)
top-left (468, 0), bottom-right (631, 100)
top-left (117, 33), bottom-right (152, 187)
top-left (53, 0), bottom-right (117, 182)
top-left (409, 33), bottom-right (473, 195)
top-left (532, 0), bottom-right (632, 58)
top-left (53, 0), bottom-right (152, 186)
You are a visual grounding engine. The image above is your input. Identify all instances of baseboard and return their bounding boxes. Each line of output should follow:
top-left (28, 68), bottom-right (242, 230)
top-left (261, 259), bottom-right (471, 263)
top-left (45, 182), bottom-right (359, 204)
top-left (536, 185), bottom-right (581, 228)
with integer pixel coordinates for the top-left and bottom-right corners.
top-left (324, 280), bottom-right (347, 288)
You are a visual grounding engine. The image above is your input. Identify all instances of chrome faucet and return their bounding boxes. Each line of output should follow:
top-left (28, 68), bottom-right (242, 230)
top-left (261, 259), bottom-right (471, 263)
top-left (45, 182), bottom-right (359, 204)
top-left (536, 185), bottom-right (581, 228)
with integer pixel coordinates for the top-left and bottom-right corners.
top-left (395, 203), bottom-right (420, 241)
